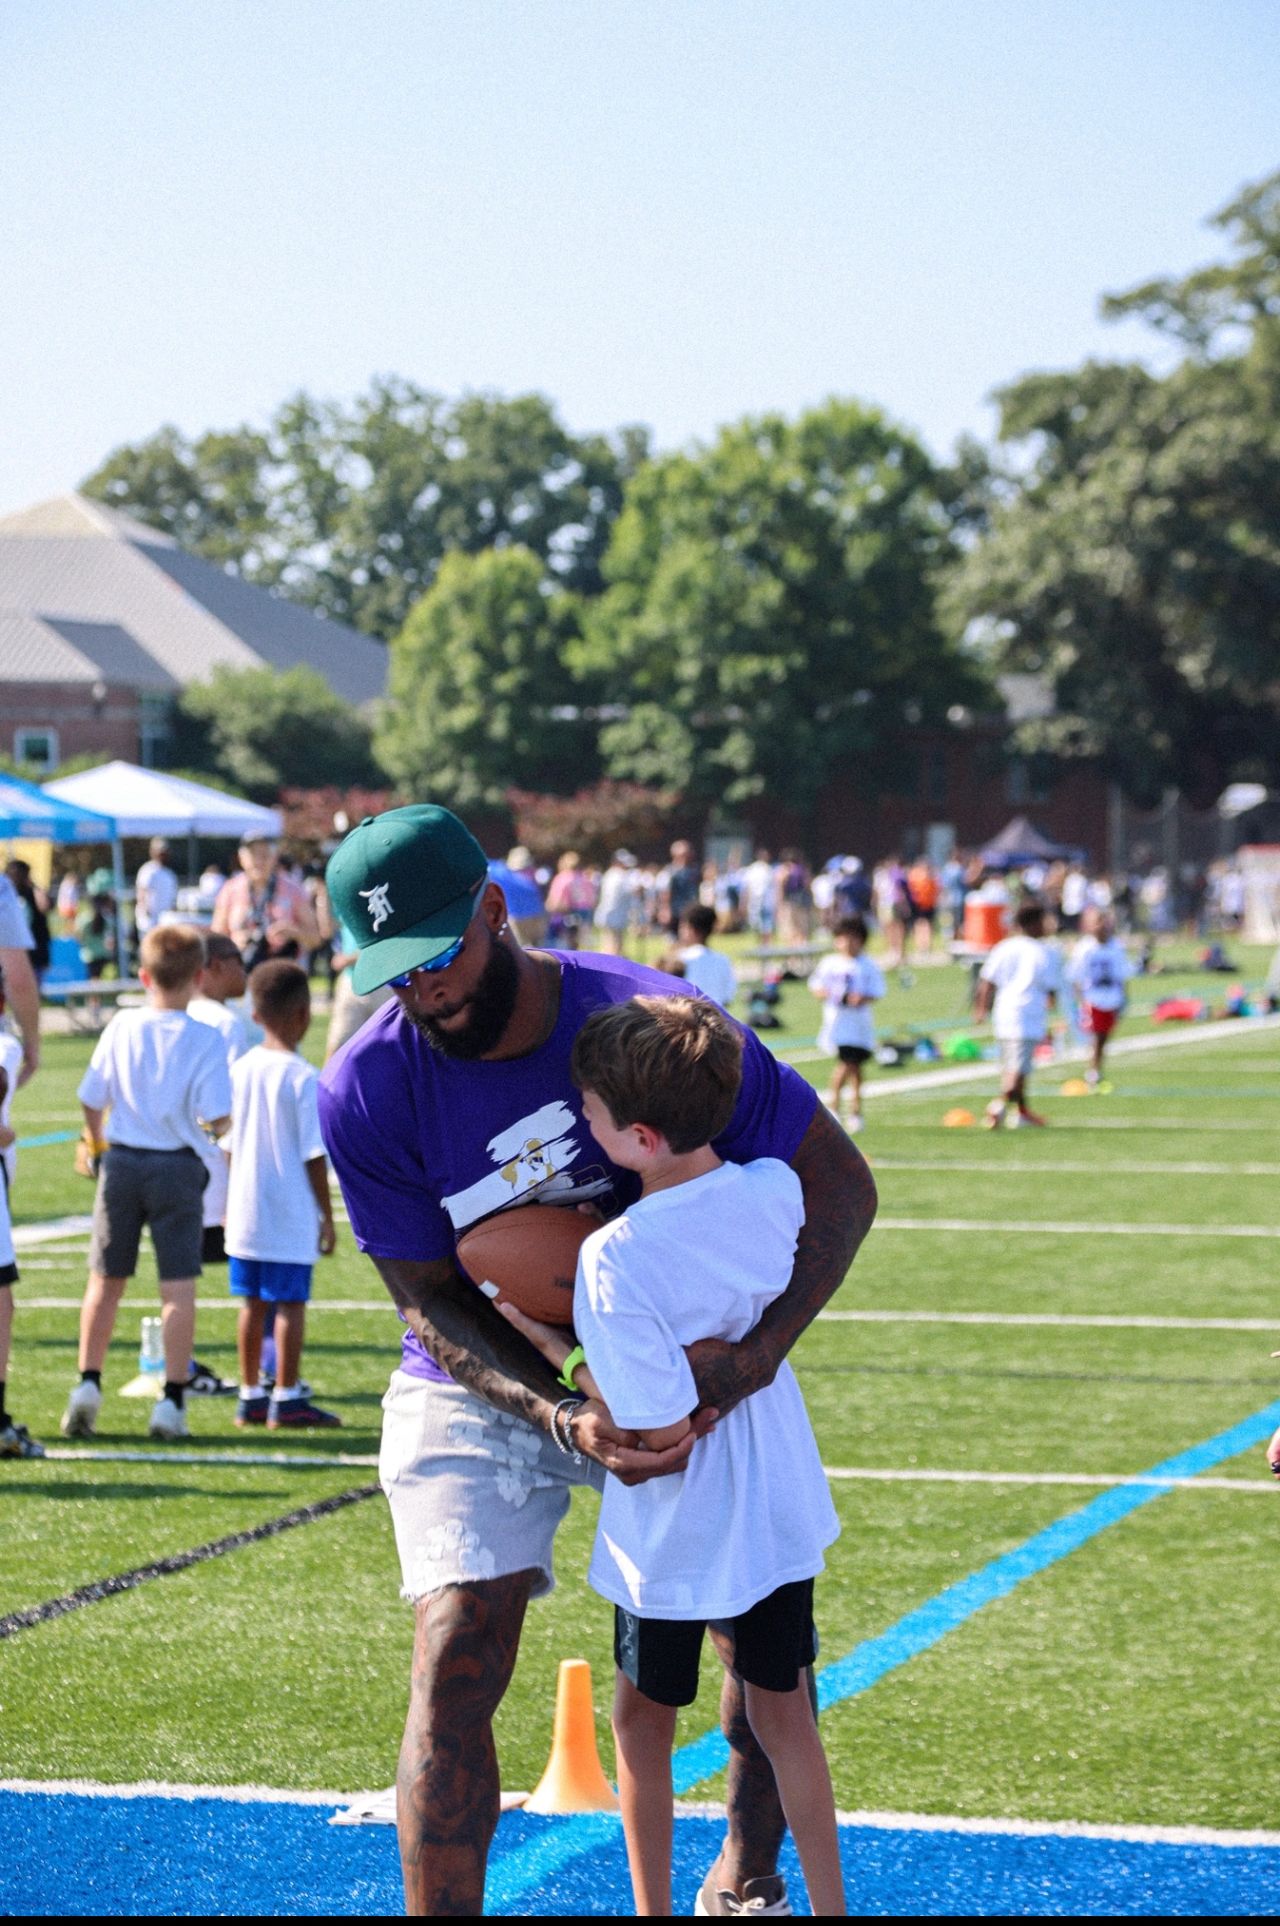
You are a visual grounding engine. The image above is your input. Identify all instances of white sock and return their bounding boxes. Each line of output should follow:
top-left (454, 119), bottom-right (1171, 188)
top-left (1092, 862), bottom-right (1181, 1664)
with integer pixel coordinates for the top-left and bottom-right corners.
top-left (272, 1384), bottom-right (304, 1401)
top-left (240, 1383), bottom-right (264, 1400)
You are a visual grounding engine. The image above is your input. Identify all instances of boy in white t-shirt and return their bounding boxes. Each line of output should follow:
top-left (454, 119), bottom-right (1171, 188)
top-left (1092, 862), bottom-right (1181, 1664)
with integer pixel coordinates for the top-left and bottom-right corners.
top-left (226, 961), bottom-right (338, 1430)
top-left (1068, 909), bottom-right (1135, 1086)
top-left (62, 926), bottom-right (232, 1443)
top-left (676, 903), bottom-right (738, 1009)
top-left (188, 933), bottom-right (263, 1268)
top-left (807, 915), bottom-right (885, 1132)
top-left (974, 901), bottom-right (1062, 1129)
top-left (501, 996), bottom-right (844, 1918)
top-left (0, 1028), bottom-right (42, 1457)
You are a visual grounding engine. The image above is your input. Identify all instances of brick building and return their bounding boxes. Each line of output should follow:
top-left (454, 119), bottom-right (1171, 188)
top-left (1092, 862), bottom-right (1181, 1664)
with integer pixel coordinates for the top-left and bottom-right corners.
top-left (0, 494), bottom-right (385, 772)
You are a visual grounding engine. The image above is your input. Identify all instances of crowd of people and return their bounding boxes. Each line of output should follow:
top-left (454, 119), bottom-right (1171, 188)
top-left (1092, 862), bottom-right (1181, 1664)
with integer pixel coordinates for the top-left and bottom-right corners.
top-left (2, 802), bottom-right (1277, 1915)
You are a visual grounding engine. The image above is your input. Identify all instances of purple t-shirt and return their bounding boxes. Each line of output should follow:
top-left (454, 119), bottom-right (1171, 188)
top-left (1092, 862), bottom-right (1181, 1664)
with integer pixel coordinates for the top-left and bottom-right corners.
top-left (318, 950), bottom-right (818, 1381)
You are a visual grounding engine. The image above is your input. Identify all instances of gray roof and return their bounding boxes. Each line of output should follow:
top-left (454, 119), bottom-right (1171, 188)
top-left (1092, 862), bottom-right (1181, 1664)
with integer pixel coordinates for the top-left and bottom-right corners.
top-left (0, 494), bottom-right (386, 707)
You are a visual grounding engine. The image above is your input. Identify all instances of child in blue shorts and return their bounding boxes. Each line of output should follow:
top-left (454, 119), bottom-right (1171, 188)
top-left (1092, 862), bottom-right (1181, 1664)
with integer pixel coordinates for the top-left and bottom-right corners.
top-left (225, 961), bottom-right (339, 1429)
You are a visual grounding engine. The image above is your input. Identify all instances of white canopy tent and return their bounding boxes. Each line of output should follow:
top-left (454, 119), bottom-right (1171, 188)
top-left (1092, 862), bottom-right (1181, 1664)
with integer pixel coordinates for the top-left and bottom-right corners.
top-left (45, 762), bottom-right (282, 841)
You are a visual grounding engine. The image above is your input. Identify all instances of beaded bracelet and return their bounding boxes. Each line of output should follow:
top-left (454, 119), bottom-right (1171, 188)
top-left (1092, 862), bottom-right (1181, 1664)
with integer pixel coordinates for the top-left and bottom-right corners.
top-left (550, 1397), bottom-right (584, 1463)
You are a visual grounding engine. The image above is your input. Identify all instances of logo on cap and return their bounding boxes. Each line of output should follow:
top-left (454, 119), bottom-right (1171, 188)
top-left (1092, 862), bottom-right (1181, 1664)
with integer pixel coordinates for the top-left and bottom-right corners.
top-left (359, 882), bottom-right (394, 931)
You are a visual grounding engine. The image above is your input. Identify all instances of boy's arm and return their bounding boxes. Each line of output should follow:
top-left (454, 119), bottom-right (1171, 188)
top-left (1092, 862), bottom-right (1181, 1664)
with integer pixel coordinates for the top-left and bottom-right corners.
top-left (686, 1102), bottom-right (876, 1419)
top-left (305, 1154), bottom-right (337, 1255)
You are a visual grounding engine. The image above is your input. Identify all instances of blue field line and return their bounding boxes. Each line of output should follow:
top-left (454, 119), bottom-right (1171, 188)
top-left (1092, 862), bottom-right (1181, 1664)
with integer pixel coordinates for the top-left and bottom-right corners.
top-left (18, 1128), bottom-right (78, 1149)
top-left (485, 1397), bottom-right (1280, 1912)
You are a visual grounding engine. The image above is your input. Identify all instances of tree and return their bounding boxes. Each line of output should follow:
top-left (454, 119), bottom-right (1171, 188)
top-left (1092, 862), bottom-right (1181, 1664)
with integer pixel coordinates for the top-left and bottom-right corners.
top-left (951, 170), bottom-right (1280, 805)
top-left (506, 781), bottom-right (686, 866)
top-left (174, 665), bottom-right (381, 802)
top-left (573, 400), bottom-right (981, 817)
top-left (375, 547), bottom-right (598, 807)
top-left (82, 384), bottom-right (650, 640)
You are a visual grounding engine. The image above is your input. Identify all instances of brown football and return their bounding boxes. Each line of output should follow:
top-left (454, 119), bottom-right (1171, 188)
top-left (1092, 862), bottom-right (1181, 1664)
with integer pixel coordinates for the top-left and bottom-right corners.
top-left (455, 1204), bottom-right (595, 1327)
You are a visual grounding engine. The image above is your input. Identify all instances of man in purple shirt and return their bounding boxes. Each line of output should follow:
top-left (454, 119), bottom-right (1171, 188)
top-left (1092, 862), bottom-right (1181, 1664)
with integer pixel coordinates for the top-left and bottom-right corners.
top-left (321, 806), bottom-right (877, 1917)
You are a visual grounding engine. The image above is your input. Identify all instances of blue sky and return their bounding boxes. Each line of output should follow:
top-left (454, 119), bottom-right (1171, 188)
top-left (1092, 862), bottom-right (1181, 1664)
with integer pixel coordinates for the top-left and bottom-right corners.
top-left (2, 0), bottom-right (1277, 513)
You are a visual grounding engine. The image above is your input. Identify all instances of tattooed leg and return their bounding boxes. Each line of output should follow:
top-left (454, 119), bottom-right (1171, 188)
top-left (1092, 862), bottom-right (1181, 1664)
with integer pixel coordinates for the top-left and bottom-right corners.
top-left (703, 1632), bottom-right (820, 1896)
top-left (704, 1630), bottom-right (788, 1893)
top-left (397, 1569), bottom-right (535, 1916)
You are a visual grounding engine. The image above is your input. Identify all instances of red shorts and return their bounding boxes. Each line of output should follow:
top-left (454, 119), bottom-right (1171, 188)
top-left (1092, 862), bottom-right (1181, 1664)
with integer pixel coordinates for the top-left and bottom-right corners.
top-left (1083, 1005), bottom-right (1119, 1037)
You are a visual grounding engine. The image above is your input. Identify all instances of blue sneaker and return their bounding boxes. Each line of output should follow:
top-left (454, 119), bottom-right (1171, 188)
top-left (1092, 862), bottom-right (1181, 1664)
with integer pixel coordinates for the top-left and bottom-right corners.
top-left (235, 1393), bottom-right (269, 1428)
top-left (267, 1396), bottom-right (341, 1430)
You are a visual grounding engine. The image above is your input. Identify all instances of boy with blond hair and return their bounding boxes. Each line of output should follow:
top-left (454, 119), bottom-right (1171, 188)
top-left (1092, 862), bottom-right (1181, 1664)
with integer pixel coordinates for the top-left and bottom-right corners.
top-left (502, 994), bottom-right (845, 1918)
top-left (62, 926), bottom-right (232, 1443)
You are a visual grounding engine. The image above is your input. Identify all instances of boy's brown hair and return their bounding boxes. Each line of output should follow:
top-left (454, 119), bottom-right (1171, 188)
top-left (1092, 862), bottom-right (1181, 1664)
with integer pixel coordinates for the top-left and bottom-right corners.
top-left (140, 924), bottom-right (205, 990)
top-left (250, 958), bottom-right (311, 1033)
top-left (570, 994), bottom-right (743, 1154)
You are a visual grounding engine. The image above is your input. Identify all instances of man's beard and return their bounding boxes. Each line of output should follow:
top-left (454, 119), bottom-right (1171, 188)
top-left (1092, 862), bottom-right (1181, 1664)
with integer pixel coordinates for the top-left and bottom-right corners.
top-left (402, 932), bottom-right (521, 1060)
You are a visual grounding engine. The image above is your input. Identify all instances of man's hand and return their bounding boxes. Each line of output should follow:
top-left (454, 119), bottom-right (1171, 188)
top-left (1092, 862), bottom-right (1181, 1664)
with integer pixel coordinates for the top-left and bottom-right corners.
top-left (319, 1213), bottom-right (337, 1256)
top-left (571, 1398), bottom-right (714, 1485)
top-left (1267, 1424), bottom-right (1280, 1478)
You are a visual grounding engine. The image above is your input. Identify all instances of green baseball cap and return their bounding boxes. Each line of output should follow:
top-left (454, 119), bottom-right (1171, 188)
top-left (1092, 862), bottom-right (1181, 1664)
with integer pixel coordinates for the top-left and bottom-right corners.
top-left (326, 805), bottom-right (490, 994)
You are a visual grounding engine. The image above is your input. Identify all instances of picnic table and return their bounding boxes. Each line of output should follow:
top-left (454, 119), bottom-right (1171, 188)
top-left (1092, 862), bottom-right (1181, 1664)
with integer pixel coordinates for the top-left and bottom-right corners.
top-left (41, 979), bottom-right (144, 1033)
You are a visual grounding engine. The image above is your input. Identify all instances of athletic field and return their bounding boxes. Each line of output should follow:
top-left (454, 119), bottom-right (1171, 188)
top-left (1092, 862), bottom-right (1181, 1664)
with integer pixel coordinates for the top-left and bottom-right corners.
top-left (2, 951), bottom-right (1278, 1914)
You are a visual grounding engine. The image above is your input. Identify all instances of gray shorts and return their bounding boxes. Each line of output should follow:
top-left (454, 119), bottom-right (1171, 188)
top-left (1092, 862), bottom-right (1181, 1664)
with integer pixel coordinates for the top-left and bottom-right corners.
top-left (999, 1037), bottom-right (1038, 1080)
top-left (378, 1370), bottom-right (604, 1603)
top-left (90, 1145), bottom-right (208, 1281)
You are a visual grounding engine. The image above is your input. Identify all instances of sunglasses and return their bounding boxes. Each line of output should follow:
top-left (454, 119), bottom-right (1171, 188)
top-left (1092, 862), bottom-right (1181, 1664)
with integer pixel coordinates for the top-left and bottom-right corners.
top-left (386, 878), bottom-right (487, 989)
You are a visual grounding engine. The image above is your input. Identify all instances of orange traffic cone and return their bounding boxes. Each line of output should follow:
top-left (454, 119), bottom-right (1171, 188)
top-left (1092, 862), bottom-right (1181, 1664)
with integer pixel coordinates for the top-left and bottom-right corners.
top-left (524, 1659), bottom-right (619, 1814)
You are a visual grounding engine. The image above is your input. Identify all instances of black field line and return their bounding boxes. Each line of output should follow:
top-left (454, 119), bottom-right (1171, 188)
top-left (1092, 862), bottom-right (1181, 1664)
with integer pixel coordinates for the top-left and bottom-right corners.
top-left (0, 1484), bottom-right (379, 1641)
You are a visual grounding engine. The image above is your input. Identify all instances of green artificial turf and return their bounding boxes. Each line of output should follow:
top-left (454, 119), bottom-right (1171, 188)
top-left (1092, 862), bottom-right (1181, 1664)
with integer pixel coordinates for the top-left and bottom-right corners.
top-left (1, 954), bottom-right (1277, 1836)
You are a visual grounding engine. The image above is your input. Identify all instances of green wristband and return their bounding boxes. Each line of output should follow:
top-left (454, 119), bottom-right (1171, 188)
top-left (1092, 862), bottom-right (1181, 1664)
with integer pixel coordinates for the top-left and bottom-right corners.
top-left (558, 1344), bottom-right (587, 1392)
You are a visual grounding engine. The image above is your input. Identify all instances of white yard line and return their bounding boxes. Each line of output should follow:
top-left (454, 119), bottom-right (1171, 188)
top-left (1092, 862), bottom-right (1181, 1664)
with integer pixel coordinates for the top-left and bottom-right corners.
top-left (12, 1215), bottom-right (93, 1249)
top-left (40, 1446), bottom-right (381, 1469)
top-left (22, 1301), bottom-right (1280, 1329)
top-left (823, 1466), bottom-right (1275, 1494)
top-left (875, 1216), bottom-right (1280, 1237)
top-left (820, 1309), bottom-right (1280, 1332)
top-left (36, 1446), bottom-right (1273, 1494)
top-left (5, 1777), bottom-right (1275, 1848)
top-left (869, 1158), bottom-right (1280, 1177)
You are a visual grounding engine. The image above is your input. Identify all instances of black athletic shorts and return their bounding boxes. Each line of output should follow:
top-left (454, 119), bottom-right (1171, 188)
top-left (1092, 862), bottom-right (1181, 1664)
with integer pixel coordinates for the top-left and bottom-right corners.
top-left (614, 1578), bottom-right (818, 1707)
top-left (836, 1045), bottom-right (872, 1066)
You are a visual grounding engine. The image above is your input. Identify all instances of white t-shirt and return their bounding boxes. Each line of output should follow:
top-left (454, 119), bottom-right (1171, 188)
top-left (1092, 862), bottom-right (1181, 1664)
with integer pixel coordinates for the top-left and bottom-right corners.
top-left (0, 1029), bottom-right (23, 1191)
top-left (979, 935), bottom-right (1062, 1040)
top-left (225, 1047), bottom-right (326, 1264)
top-left (808, 952), bottom-right (885, 1053)
top-left (574, 1159), bottom-right (839, 1619)
top-left (678, 945), bottom-right (737, 1009)
top-left (0, 877), bottom-right (34, 952)
top-left (188, 996), bottom-right (265, 1225)
top-left (1068, 935), bottom-right (1135, 1013)
top-left (78, 1008), bottom-right (232, 1155)
top-left (135, 860), bottom-right (180, 933)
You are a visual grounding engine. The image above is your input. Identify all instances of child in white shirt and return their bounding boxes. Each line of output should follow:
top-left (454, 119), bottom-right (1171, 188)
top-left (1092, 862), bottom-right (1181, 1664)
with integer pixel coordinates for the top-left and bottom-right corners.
top-left (974, 900), bottom-right (1062, 1129)
top-left (1068, 909), bottom-right (1134, 1085)
top-left (225, 961), bottom-right (338, 1430)
top-left (676, 903), bottom-right (738, 1009)
top-left (0, 1028), bottom-right (40, 1456)
top-left (188, 932), bottom-right (262, 1267)
top-left (501, 995), bottom-right (844, 1918)
top-left (807, 915), bottom-right (885, 1131)
top-left (62, 925), bottom-right (232, 1443)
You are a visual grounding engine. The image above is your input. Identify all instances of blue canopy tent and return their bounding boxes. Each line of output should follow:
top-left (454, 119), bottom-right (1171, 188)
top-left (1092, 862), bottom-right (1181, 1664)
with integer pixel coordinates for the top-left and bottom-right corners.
top-left (0, 774), bottom-right (122, 976)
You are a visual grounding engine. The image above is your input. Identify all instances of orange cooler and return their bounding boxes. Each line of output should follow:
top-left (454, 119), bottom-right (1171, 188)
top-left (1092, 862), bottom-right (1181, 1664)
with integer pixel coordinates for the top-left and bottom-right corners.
top-left (962, 897), bottom-right (1008, 949)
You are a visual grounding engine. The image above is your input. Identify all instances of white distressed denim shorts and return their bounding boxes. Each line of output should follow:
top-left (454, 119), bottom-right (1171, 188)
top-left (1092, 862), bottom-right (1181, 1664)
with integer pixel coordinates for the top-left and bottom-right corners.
top-left (378, 1369), bottom-right (604, 1603)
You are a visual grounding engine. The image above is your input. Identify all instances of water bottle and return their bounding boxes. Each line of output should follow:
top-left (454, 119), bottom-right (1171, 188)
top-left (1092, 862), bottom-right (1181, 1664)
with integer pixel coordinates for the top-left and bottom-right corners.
top-left (138, 1316), bottom-right (164, 1379)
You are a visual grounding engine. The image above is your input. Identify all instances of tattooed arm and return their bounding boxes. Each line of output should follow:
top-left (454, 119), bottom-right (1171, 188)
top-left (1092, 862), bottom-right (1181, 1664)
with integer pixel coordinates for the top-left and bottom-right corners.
top-left (373, 1255), bottom-right (700, 1481)
top-left (686, 1102), bottom-right (877, 1416)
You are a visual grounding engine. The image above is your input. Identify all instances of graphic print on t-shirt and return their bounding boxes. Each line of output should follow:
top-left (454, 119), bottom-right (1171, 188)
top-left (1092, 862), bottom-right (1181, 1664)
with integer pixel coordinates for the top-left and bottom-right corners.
top-left (441, 1099), bottom-right (615, 1229)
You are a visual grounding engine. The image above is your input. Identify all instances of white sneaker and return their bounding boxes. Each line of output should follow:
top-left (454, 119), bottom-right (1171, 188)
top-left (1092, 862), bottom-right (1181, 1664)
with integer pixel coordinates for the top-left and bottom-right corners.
top-left (60, 1378), bottom-right (102, 1438)
top-left (694, 1869), bottom-right (792, 1915)
top-left (148, 1396), bottom-right (190, 1441)
top-left (846, 1112), bottom-right (865, 1133)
